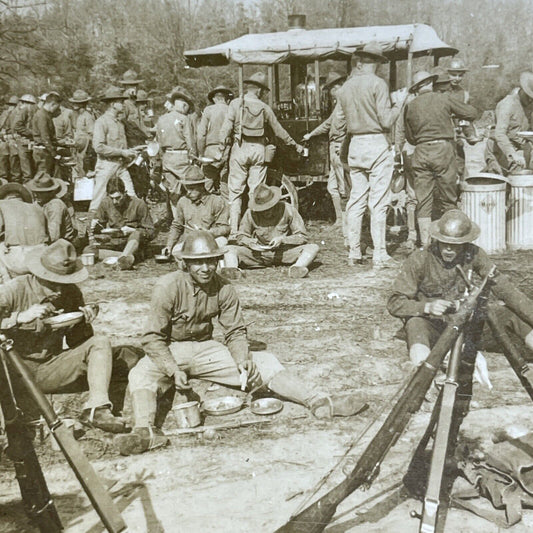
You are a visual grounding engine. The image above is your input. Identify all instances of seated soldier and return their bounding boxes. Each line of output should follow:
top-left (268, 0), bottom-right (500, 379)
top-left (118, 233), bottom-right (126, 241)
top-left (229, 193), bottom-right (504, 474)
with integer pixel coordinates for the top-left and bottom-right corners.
top-left (0, 182), bottom-right (49, 283)
top-left (222, 184), bottom-right (319, 280)
top-left (27, 171), bottom-right (82, 248)
top-left (387, 209), bottom-right (533, 366)
top-left (90, 176), bottom-right (156, 270)
top-left (116, 231), bottom-right (365, 455)
top-left (0, 239), bottom-right (136, 432)
top-left (161, 165), bottom-right (229, 261)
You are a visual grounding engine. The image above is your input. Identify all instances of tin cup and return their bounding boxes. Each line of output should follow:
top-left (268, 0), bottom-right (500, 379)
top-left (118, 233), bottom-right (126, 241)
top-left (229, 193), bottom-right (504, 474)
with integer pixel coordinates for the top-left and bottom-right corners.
top-left (80, 252), bottom-right (95, 266)
top-left (172, 401), bottom-right (201, 428)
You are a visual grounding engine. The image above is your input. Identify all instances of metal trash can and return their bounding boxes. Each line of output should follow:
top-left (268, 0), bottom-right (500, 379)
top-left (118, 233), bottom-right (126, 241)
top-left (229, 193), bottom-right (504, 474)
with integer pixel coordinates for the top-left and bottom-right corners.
top-left (460, 173), bottom-right (506, 253)
top-left (507, 173), bottom-right (533, 250)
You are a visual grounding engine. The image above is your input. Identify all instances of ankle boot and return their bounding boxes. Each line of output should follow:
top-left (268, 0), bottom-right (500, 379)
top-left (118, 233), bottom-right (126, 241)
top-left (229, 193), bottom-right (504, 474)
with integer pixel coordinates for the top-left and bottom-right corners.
top-left (309, 394), bottom-right (368, 419)
top-left (115, 426), bottom-right (169, 456)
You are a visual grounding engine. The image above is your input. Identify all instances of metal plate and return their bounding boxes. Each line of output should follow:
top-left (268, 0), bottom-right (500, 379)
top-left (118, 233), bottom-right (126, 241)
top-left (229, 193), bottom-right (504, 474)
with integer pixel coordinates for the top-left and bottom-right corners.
top-left (154, 254), bottom-right (171, 263)
top-left (43, 311), bottom-right (84, 330)
top-left (517, 131), bottom-right (533, 139)
top-left (248, 242), bottom-right (273, 252)
top-left (250, 398), bottom-right (283, 416)
top-left (101, 228), bottom-right (123, 235)
top-left (103, 257), bottom-right (119, 267)
top-left (202, 396), bottom-right (244, 416)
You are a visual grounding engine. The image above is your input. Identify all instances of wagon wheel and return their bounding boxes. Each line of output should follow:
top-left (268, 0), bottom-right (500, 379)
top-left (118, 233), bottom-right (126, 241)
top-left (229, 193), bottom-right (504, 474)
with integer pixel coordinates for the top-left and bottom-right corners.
top-left (280, 175), bottom-right (299, 211)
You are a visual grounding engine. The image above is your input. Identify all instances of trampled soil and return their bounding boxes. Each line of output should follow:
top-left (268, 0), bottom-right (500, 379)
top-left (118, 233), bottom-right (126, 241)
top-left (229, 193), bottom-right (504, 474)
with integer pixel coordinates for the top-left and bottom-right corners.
top-left (2, 204), bottom-right (533, 532)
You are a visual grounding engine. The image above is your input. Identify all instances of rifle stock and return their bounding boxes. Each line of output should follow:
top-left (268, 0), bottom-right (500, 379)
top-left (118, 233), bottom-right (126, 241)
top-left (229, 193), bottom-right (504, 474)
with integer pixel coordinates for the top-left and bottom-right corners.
top-left (4, 345), bottom-right (127, 533)
top-left (276, 269), bottom-right (495, 533)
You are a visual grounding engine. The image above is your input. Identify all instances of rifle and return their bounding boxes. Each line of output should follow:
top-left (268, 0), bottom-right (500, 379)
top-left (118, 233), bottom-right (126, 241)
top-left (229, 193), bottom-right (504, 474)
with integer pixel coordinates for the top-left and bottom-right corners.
top-left (0, 347), bottom-right (62, 533)
top-left (0, 336), bottom-right (127, 533)
top-left (275, 266), bottom-right (495, 533)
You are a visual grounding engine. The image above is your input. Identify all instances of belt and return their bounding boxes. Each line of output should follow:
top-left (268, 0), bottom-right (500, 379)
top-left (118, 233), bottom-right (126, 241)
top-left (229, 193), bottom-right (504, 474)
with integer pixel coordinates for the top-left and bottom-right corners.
top-left (98, 155), bottom-right (124, 162)
top-left (418, 139), bottom-right (450, 145)
top-left (164, 148), bottom-right (187, 154)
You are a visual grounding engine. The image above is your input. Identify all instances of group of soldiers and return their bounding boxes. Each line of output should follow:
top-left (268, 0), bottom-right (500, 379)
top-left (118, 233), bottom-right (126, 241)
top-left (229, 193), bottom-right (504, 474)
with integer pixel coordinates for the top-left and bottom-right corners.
top-left (2, 44), bottom-right (533, 463)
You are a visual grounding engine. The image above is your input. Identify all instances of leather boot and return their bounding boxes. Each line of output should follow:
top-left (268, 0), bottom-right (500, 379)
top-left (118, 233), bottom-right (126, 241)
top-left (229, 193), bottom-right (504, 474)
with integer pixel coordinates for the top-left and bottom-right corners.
top-left (80, 405), bottom-right (129, 433)
top-left (418, 217), bottom-right (432, 247)
top-left (115, 426), bottom-right (169, 456)
top-left (288, 244), bottom-right (319, 278)
top-left (229, 198), bottom-right (242, 235)
top-left (331, 194), bottom-right (343, 226)
top-left (309, 394), bottom-right (368, 419)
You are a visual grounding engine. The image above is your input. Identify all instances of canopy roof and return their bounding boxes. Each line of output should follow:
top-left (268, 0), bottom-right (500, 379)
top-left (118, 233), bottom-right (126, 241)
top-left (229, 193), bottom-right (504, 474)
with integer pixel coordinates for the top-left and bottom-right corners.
top-left (184, 23), bottom-right (457, 67)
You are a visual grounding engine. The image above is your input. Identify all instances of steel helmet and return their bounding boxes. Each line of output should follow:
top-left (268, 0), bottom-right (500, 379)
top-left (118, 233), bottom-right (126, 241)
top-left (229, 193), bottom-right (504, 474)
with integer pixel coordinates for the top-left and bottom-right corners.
top-left (409, 70), bottom-right (438, 93)
top-left (429, 209), bottom-right (480, 244)
top-left (448, 58), bottom-right (469, 73)
top-left (175, 230), bottom-right (226, 260)
top-left (7, 96), bottom-right (19, 106)
top-left (20, 94), bottom-right (37, 104)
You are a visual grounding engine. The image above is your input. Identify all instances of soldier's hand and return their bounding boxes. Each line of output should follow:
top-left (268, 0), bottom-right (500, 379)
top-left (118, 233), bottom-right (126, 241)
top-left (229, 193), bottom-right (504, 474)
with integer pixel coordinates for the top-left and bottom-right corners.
top-left (425, 299), bottom-right (454, 316)
top-left (269, 236), bottom-right (284, 248)
top-left (17, 303), bottom-right (55, 324)
top-left (121, 148), bottom-right (137, 159)
top-left (79, 304), bottom-right (99, 324)
top-left (238, 361), bottom-right (262, 389)
top-left (302, 133), bottom-right (311, 142)
top-left (295, 144), bottom-right (305, 155)
top-left (173, 369), bottom-right (191, 391)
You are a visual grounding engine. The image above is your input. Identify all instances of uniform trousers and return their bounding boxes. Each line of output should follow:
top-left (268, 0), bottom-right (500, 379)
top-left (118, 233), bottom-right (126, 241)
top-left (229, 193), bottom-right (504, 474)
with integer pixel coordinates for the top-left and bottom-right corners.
top-left (89, 159), bottom-right (136, 212)
top-left (227, 244), bottom-right (314, 268)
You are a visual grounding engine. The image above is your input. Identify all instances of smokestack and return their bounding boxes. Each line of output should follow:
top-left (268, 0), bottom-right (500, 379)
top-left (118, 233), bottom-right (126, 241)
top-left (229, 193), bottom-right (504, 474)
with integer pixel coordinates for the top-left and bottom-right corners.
top-left (288, 14), bottom-right (306, 30)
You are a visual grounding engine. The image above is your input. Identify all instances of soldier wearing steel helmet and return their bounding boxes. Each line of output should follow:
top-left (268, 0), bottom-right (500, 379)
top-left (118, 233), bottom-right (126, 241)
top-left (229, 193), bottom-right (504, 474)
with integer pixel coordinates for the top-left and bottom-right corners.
top-left (387, 210), bottom-right (533, 367)
top-left (398, 71), bottom-right (477, 246)
top-left (117, 230), bottom-right (367, 456)
top-left (0, 96), bottom-right (19, 181)
top-left (12, 94), bottom-right (37, 181)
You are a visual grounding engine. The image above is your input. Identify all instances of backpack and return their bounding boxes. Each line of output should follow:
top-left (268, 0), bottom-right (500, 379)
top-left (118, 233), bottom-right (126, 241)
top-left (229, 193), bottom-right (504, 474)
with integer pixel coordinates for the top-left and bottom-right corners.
top-left (240, 98), bottom-right (265, 137)
top-left (452, 432), bottom-right (533, 527)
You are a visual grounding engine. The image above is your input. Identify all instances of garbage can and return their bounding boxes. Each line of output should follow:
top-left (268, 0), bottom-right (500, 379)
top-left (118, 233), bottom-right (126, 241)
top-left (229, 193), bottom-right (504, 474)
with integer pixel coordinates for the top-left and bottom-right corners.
top-left (507, 173), bottom-right (533, 250)
top-left (460, 173), bottom-right (506, 253)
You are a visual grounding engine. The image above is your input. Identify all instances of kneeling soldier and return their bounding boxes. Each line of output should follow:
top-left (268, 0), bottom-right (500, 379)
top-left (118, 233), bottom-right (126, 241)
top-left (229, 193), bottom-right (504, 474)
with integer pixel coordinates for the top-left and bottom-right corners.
top-left (117, 231), bottom-right (365, 455)
top-left (0, 240), bottom-right (131, 432)
top-left (222, 184), bottom-right (319, 279)
top-left (388, 209), bottom-right (533, 366)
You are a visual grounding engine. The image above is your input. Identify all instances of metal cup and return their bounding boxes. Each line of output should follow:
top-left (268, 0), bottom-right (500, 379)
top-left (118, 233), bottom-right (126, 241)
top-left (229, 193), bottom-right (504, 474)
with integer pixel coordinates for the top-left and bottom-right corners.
top-left (172, 401), bottom-right (201, 428)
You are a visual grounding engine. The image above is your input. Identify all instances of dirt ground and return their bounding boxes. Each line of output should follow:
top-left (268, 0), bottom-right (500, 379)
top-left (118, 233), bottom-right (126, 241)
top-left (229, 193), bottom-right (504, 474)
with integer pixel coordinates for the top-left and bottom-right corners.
top-left (3, 195), bottom-right (533, 532)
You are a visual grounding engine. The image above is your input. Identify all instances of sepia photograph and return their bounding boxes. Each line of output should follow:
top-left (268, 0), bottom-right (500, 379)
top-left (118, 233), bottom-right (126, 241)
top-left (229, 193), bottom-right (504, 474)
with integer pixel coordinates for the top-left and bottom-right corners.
top-left (1, 0), bottom-right (533, 531)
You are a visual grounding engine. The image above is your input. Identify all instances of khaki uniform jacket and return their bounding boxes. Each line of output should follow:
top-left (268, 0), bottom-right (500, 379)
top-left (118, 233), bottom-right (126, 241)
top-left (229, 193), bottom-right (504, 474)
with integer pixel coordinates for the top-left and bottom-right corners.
top-left (92, 109), bottom-right (127, 159)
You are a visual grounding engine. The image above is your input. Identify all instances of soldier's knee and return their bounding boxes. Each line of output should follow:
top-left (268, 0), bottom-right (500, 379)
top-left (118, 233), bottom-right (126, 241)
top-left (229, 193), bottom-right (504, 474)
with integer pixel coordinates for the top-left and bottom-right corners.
top-left (89, 334), bottom-right (112, 353)
top-left (128, 359), bottom-right (160, 394)
top-left (409, 343), bottom-right (431, 367)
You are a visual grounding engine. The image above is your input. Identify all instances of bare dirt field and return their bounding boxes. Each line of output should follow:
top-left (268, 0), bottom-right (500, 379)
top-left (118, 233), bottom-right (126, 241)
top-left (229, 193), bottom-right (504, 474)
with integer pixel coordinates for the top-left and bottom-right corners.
top-left (2, 214), bottom-right (533, 533)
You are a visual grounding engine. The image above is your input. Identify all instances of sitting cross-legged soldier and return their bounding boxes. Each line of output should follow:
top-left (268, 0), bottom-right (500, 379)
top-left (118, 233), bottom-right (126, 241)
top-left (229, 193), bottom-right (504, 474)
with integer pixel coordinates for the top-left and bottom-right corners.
top-left (116, 231), bottom-right (366, 455)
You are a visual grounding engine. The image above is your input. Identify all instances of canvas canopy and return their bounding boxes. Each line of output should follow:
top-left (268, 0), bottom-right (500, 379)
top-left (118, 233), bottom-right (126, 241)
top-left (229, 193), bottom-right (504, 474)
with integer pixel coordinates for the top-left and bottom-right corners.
top-left (184, 23), bottom-right (457, 67)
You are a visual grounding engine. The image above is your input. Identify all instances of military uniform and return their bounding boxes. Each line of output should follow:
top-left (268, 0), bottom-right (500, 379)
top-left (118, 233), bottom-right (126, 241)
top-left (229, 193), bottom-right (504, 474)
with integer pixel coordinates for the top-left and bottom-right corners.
top-left (32, 107), bottom-right (57, 174)
top-left (166, 193), bottom-right (229, 259)
top-left (91, 109), bottom-right (136, 211)
top-left (219, 93), bottom-right (299, 233)
top-left (5, 105), bottom-right (22, 181)
top-left (12, 105), bottom-right (35, 181)
top-left (74, 108), bottom-right (96, 174)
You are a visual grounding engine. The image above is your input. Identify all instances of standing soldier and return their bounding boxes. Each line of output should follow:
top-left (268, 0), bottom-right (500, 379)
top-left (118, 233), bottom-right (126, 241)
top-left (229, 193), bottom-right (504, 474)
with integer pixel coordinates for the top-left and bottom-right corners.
top-left (401, 71), bottom-right (478, 245)
top-left (71, 89), bottom-right (96, 175)
top-left (13, 94), bottom-right (37, 182)
top-left (134, 90), bottom-right (152, 137)
top-left (32, 92), bottom-right (61, 174)
top-left (197, 85), bottom-right (233, 195)
top-left (155, 87), bottom-right (197, 194)
top-left (303, 72), bottom-right (347, 231)
top-left (485, 72), bottom-right (533, 175)
top-left (5, 97), bottom-right (22, 182)
top-left (217, 72), bottom-right (304, 235)
top-left (336, 42), bottom-right (407, 268)
top-left (90, 86), bottom-right (138, 222)
top-left (118, 69), bottom-right (149, 147)
top-left (446, 58), bottom-right (479, 178)
top-left (0, 96), bottom-right (19, 182)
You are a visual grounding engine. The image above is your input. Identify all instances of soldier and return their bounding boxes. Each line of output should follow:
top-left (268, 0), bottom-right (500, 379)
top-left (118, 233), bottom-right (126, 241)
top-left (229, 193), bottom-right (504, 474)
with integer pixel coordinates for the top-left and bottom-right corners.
top-left (217, 72), bottom-right (304, 235)
top-left (0, 182), bottom-right (49, 283)
top-left (303, 72), bottom-right (348, 230)
top-left (12, 94), bottom-right (37, 182)
top-left (53, 104), bottom-right (76, 147)
top-left (70, 89), bottom-right (96, 175)
top-left (90, 86), bottom-right (137, 219)
top-left (0, 239), bottom-right (133, 433)
top-left (197, 85), bottom-right (233, 195)
top-left (90, 176), bottom-right (155, 270)
top-left (134, 89), bottom-right (153, 137)
top-left (32, 92), bottom-right (61, 174)
top-left (446, 58), bottom-right (479, 178)
top-left (162, 165), bottom-right (229, 261)
top-left (400, 71), bottom-right (477, 245)
top-left (485, 72), bottom-right (533, 175)
top-left (222, 184), bottom-right (319, 279)
top-left (0, 96), bottom-right (19, 181)
top-left (26, 172), bottom-right (78, 246)
top-left (388, 210), bottom-right (533, 366)
top-left (336, 42), bottom-right (407, 268)
top-left (155, 87), bottom-right (197, 194)
top-left (119, 70), bottom-right (149, 147)
top-left (116, 231), bottom-right (366, 455)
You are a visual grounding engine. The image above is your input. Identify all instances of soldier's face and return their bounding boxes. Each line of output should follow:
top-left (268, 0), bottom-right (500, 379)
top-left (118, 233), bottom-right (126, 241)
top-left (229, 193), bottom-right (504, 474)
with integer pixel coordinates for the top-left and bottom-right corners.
top-left (438, 241), bottom-right (466, 263)
top-left (185, 184), bottom-right (203, 202)
top-left (174, 100), bottom-right (190, 114)
top-left (112, 100), bottom-right (124, 112)
top-left (109, 191), bottom-right (126, 207)
top-left (448, 71), bottom-right (464, 86)
top-left (186, 257), bottom-right (218, 285)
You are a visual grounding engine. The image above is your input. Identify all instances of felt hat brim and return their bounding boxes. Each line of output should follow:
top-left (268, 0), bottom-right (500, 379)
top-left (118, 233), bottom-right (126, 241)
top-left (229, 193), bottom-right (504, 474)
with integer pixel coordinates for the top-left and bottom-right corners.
top-left (429, 219), bottom-right (481, 244)
top-left (249, 187), bottom-right (282, 212)
top-left (170, 91), bottom-right (194, 108)
top-left (69, 96), bottom-right (91, 103)
top-left (243, 79), bottom-right (270, 92)
top-left (26, 246), bottom-right (88, 284)
top-left (0, 183), bottom-right (32, 203)
top-left (409, 74), bottom-right (439, 93)
top-left (520, 72), bottom-right (533, 99)
top-left (353, 50), bottom-right (389, 64)
top-left (26, 177), bottom-right (62, 193)
top-left (208, 87), bottom-right (233, 102)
